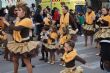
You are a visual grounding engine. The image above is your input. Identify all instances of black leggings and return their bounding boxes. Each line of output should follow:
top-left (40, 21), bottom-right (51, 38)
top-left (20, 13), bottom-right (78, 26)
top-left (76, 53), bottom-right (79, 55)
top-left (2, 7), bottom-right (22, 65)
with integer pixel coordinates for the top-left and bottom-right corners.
top-left (41, 45), bottom-right (48, 59)
top-left (49, 49), bottom-right (56, 62)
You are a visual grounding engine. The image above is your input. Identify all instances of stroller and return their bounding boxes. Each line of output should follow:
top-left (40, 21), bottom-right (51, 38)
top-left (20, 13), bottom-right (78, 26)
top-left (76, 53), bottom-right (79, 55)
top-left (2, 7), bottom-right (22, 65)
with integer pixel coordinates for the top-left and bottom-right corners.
top-left (100, 40), bottom-right (110, 72)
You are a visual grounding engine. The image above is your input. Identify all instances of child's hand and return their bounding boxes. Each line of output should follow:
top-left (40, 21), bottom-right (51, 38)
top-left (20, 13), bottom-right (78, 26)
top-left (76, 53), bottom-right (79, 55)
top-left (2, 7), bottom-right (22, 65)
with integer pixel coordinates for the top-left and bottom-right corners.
top-left (55, 45), bottom-right (60, 49)
top-left (3, 18), bottom-right (10, 26)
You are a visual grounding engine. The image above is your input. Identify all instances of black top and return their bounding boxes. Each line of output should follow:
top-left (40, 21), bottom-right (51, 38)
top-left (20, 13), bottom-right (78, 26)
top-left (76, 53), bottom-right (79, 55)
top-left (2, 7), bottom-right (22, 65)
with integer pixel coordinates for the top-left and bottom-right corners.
top-left (65, 50), bottom-right (76, 68)
top-left (9, 25), bottom-right (30, 42)
top-left (65, 58), bottom-right (75, 68)
top-left (96, 15), bottom-right (109, 27)
top-left (97, 19), bottom-right (109, 27)
top-left (69, 14), bottom-right (78, 30)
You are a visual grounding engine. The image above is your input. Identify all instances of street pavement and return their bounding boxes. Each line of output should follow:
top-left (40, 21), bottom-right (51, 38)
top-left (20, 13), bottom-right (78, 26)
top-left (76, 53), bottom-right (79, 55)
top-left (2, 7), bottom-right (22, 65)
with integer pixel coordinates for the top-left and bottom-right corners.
top-left (0, 36), bottom-right (108, 73)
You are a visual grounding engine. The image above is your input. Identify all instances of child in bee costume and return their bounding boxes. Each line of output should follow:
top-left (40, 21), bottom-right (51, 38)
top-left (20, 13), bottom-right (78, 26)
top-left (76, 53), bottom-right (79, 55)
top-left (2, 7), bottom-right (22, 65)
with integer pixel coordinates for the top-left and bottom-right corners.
top-left (60, 41), bottom-right (86, 73)
top-left (83, 6), bottom-right (96, 46)
top-left (45, 26), bottom-right (58, 64)
top-left (39, 26), bottom-right (49, 62)
top-left (94, 7), bottom-right (110, 49)
top-left (57, 27), bottom-right (71, 66)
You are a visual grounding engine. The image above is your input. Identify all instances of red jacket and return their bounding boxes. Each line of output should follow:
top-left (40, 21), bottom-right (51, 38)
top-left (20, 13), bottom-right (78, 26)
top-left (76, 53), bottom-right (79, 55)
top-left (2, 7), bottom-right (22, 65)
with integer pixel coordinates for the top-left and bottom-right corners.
top-left (53, 11), bottom-right (60, 21)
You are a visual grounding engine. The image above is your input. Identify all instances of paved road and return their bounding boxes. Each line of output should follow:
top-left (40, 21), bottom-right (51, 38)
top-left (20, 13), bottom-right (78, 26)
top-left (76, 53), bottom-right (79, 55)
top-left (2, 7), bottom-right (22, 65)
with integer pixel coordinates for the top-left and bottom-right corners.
top-left (0, 36), bottom-right (107, 73)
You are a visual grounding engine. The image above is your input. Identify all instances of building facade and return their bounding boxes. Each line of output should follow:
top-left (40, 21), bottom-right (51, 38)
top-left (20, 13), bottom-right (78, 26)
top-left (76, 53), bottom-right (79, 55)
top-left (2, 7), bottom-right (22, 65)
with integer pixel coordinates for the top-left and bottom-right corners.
top-left (101, 0), bottom-right (110, 8)
top-left (0, 0), bottom-right (36, 8)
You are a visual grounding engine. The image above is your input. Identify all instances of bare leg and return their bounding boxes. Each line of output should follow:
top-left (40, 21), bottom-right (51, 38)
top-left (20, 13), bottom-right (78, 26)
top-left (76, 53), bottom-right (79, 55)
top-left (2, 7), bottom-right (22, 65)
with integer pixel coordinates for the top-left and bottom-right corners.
top-left (49, 51), bottom-right (52, 63)
top-left (23, 58), bottom-right (33, 73)
top-left (51, 52), bottom-right (55, 64)
top-left (13, 55), bottom-right (19, 73)
top-left (4, 47), bottom-right (9, 60)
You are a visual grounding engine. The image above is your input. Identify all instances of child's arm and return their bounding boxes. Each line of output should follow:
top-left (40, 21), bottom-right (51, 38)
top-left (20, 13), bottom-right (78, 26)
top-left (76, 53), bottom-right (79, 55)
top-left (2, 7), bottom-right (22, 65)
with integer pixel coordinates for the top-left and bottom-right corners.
top-left (75, 55), bottom-right (86, 64)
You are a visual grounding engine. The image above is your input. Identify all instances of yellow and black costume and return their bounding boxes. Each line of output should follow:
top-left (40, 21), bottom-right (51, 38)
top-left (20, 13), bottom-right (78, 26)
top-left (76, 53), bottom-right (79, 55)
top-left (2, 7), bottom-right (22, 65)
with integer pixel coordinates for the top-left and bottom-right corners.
top-left (94, 15), bottom-right (110, 41)
top-left (7, 18), bottom-right (39, 58)
top-left (59, 12), bottom-right (69, 34)
top-left (83, 11), bottom-right (96, 35)
top-left (59, 12), bottom-right (77, 44)
top-left (58, 34), bottom-right (71, 54)
top-left (43, 17), bottom-right (51, 26)
top-left (45, 31), bottom-right (58, 50)
top-left (59, 12), bottom-right (77, 35)
top-left (44, 30), bottom-right (58, 64)
top-left (60, 49), bottom-right (83, 73)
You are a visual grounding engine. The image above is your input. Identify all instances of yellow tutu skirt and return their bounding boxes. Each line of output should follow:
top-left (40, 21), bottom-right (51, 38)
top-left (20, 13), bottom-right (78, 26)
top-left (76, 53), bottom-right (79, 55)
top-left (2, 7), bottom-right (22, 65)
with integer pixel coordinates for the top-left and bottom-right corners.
top-left (60, 66), bottom-right (84, 73)
top-left (94, 28), bottom-right (110, 41)
top-left (7, 41), bottom-right (39, 58)
top-left (83, 24), bottom-right (94, 31)
top-left (43, 43), bottom-right (56, 49)
top-left (83, 24), bottom-right (95, 36)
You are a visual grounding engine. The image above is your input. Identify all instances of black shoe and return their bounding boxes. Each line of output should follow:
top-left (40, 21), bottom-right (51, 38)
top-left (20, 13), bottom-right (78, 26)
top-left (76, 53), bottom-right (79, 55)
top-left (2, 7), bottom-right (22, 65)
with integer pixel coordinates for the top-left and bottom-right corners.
top-left (21, 65), bottom-right (26, 67)
top-left (44, 58), bottom-right (48, 62)
top-left (39, 58), bottom-right (45, 61)
top-left (32, 65), bottom-right (35, 68)
top-left (21, 65), bottom-right (35, 68)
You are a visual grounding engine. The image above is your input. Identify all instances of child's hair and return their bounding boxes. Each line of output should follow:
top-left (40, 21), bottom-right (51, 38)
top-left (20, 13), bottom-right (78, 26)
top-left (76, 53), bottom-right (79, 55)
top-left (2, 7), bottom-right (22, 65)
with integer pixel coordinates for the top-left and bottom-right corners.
top-left (62, 27), bottom-right (69, 35)
top-left (66, 41), bottom-right (75, 48)
top-left (0, 8), bottom-right (6, 17)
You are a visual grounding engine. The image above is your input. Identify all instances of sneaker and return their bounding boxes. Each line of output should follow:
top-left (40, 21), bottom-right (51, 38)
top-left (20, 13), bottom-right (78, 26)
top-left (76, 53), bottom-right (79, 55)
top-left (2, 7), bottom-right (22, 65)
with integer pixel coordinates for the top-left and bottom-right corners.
top-left (59, 63), bottom-right (63, 66)
top-left (51, 62), bottom-right (55, 65)
top-left (47, 61), bottom-right (51, 64)
top-left (81, 35), bottom-right (84, 36)
top-left (62, 64), bottom-right (65, 67)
